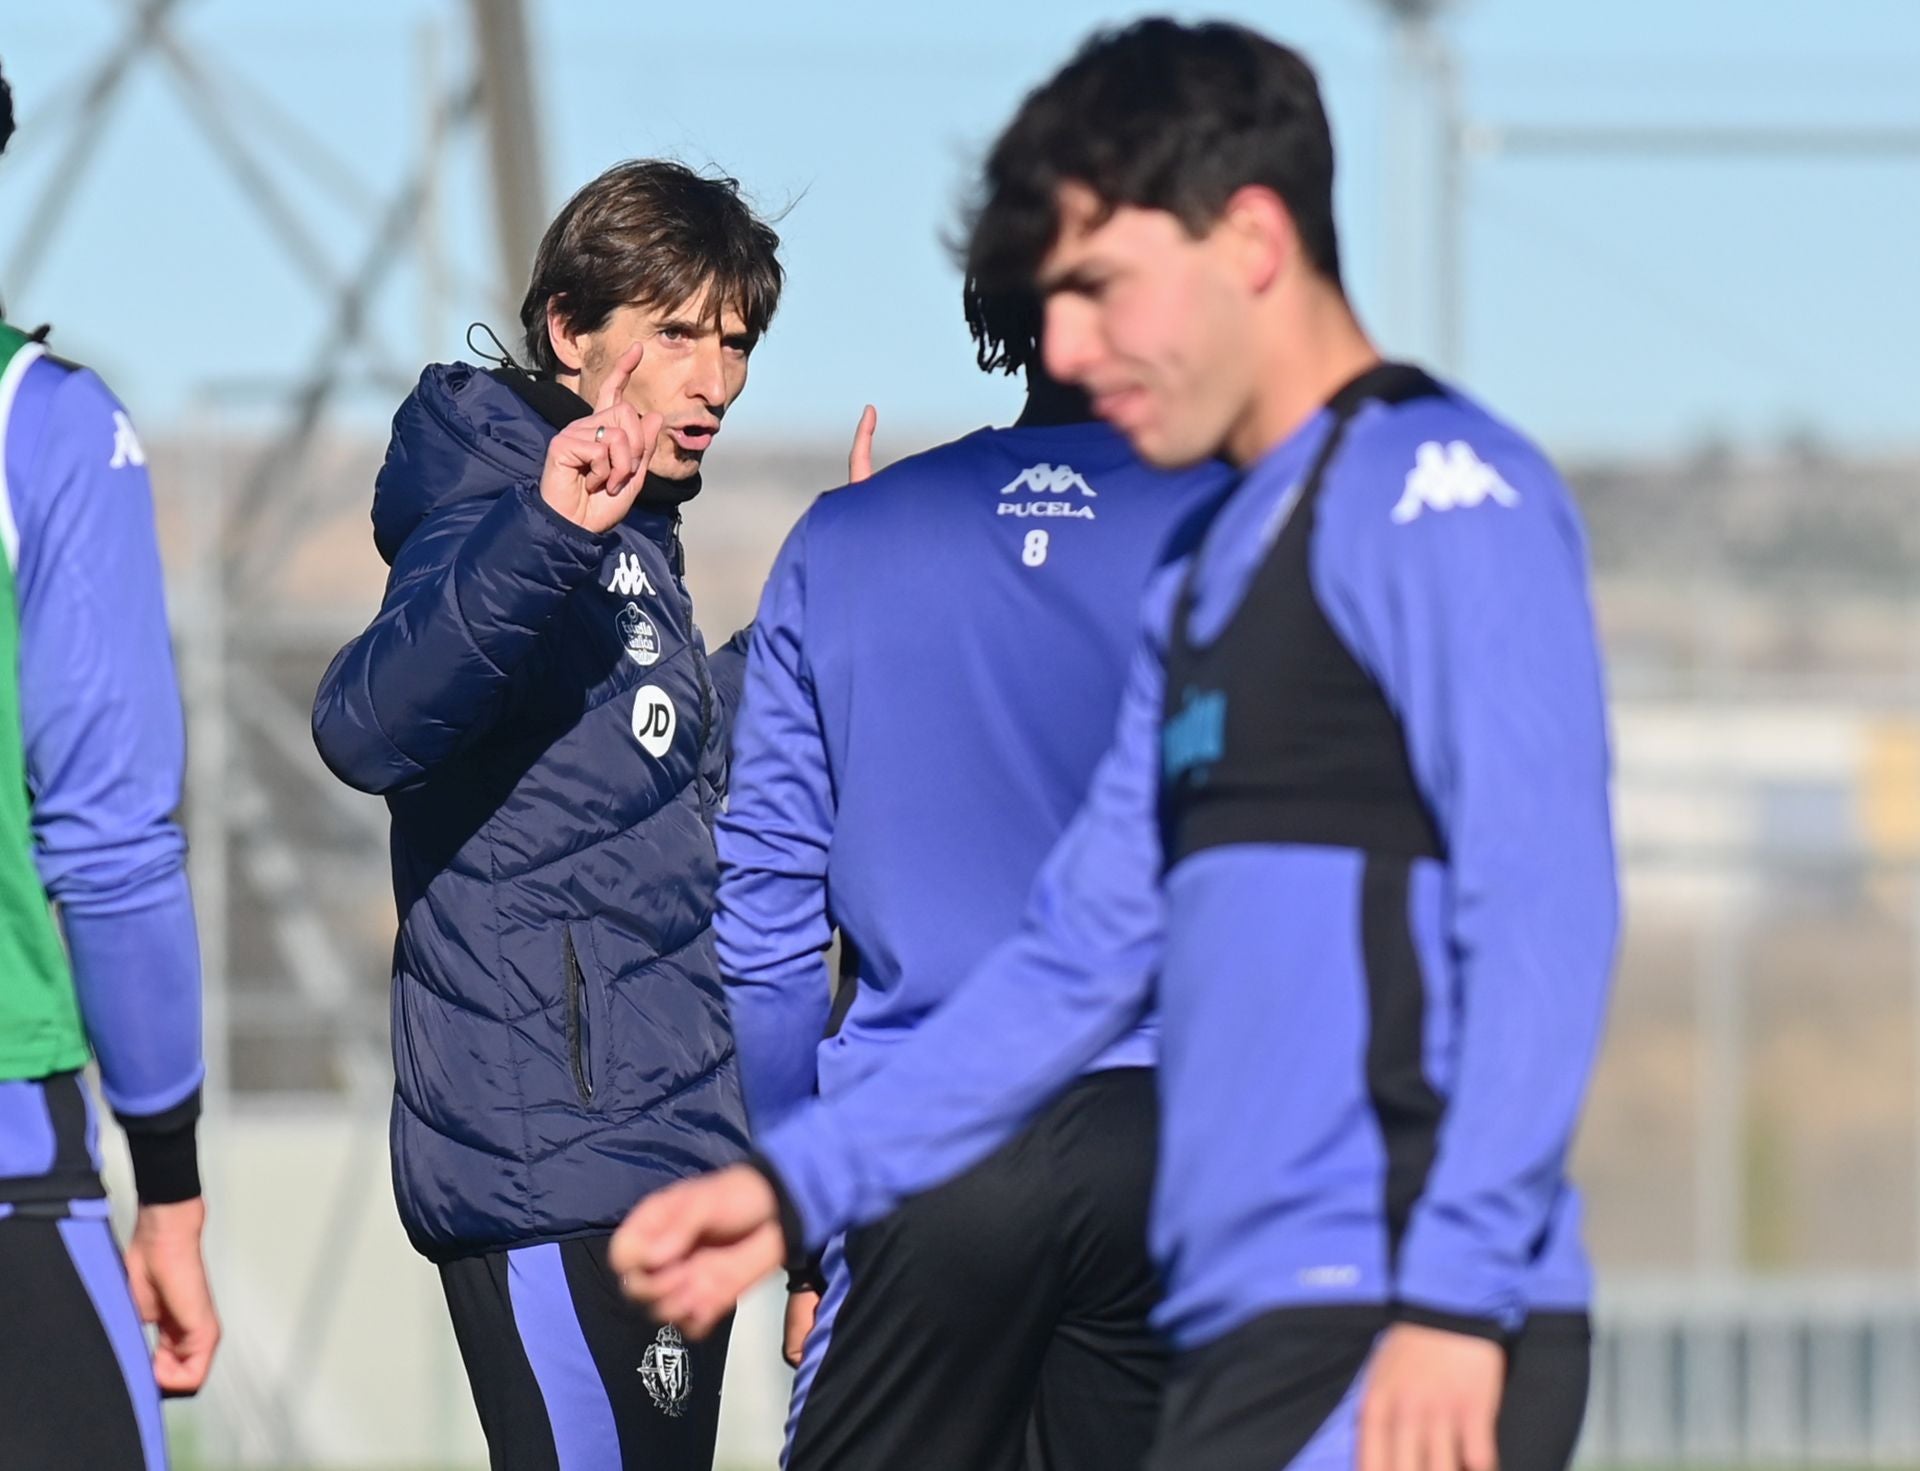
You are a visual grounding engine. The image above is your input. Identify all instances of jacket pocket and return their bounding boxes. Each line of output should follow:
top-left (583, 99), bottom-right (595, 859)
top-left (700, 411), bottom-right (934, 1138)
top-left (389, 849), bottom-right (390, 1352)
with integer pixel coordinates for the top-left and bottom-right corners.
top-left (562, 925), bottom-right (596, 1105)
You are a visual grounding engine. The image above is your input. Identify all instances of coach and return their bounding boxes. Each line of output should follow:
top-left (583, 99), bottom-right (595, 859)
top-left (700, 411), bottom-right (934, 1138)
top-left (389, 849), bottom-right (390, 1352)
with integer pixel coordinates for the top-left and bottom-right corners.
top-left (313, 160), bottom-right (781, 1470)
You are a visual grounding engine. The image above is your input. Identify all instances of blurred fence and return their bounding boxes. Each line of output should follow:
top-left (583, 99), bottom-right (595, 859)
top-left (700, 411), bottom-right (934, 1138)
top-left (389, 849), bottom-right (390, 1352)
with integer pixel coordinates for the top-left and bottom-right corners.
top-left (1587, 1280), bottom-right (1920, 1464)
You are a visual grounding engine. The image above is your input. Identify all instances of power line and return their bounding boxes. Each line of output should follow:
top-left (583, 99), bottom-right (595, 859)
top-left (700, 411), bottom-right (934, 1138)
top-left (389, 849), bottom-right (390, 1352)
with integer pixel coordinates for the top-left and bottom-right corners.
top-left (1480, 124), bottom-right (1920, 159)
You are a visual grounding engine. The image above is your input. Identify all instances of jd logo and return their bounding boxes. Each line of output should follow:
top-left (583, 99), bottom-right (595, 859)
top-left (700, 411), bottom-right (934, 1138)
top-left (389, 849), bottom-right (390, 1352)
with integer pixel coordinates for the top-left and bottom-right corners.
top-left (631, 685), bottom-right (677, 758)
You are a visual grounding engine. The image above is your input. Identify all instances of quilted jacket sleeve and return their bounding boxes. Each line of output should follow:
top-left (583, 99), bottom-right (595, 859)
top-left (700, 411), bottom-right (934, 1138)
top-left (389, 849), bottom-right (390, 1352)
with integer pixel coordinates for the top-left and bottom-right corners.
top-left (312, 486), bottom-right (610, 795)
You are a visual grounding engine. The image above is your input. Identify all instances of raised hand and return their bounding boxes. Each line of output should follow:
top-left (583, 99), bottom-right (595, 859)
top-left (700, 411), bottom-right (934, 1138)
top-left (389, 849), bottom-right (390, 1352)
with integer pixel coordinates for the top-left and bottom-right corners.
top-left (848, 404), bottom-right (877, 484)
top-left (538, 341), bottom-right (664, 533)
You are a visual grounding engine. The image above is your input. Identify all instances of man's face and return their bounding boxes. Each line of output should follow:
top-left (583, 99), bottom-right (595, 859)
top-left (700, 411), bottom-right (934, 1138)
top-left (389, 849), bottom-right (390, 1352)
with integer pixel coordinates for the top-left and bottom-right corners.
top-left (1036, 184), bottom-right (1258, 469)
top-left (567, 286), bottom-right (757, 480)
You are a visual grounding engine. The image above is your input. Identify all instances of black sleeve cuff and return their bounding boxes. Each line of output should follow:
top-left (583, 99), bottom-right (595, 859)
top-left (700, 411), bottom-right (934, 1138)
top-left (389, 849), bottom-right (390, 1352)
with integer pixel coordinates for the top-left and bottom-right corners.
top-left (1390, 1302), bottom-right (1509, 1344)
top-left (746, 1152), bottom-right (808, 1274)
top-left (786, 1258), bottom-right (827, 1294)
top-left (116, 1089), bottom-right (202, 1205)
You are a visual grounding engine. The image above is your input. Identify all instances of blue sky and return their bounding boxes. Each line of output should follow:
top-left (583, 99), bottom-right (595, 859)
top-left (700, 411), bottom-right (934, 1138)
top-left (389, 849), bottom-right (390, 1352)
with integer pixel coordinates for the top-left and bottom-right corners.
top-left (3, 0), bottom-right (1915, 457)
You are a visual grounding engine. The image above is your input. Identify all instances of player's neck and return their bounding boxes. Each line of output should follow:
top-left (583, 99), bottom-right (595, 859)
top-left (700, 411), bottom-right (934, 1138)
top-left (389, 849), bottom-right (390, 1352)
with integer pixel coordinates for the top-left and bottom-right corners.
top-left (1225, 290), bottom-right (1380, 469)
top-left (1013, 371), bottom-right (1093, 429)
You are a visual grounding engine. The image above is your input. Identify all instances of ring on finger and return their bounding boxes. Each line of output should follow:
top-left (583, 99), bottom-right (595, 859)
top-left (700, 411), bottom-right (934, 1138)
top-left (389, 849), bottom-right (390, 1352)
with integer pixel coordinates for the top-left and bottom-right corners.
top-left (594, 425), bottom-right (607, 443)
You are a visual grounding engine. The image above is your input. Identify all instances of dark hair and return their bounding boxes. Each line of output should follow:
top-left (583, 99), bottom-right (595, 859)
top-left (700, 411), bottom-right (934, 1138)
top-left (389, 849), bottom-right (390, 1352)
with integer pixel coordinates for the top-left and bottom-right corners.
top-left (519, 159), bottom-right (784, 375)
top-left (963, 275), bottom-right (1042, 377)
top-left (0, 61), bottom-right (14, 158)
top-left (965, 20), bottom-right (1341, 299)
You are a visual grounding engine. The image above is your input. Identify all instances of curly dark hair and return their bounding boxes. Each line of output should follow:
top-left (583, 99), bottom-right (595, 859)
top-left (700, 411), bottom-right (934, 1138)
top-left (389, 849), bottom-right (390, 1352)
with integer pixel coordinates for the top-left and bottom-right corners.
top-left (519, 159), bottom-right (783, 375)
top-left (0, 60), bottom-right (15, 158)
top-left (964, 19), bottom-right (1342, 301)
top-left (962, 276), bottom-right (1043, 377)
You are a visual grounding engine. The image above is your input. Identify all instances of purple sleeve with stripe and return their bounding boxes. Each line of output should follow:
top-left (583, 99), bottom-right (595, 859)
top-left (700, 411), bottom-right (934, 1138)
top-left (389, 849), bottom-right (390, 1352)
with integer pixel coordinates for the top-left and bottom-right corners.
top-left (10, 360), bottom-right (204, 1123)
top-left (1316, 422), bottom-right (1619, 1331)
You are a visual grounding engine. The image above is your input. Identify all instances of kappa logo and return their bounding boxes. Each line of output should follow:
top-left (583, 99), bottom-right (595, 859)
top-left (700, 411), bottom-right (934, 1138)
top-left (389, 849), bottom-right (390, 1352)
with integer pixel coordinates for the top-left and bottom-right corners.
top-left (606, 552), bottom-right (658, 598)
top-left (997, 462), bottom-right (1098, 521)
top-left (1000, 462), bottom-right (1097, 497)
top-left (616, 603), bottom-right (661, 667)
top-left (631, 685), bottom-right (677, 758)
top-left (108, 411), bottom-right (146, 470)
top-left (1390, 441), bottom-right (1521, 525)
top-left (639, 1323), bottom-right (692, 1417)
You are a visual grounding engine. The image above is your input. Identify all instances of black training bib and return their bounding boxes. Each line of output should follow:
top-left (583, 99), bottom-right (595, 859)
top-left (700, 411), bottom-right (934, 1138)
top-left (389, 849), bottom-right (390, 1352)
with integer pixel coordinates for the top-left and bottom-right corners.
top-left (1158, 363), bottom-right (1447, 870)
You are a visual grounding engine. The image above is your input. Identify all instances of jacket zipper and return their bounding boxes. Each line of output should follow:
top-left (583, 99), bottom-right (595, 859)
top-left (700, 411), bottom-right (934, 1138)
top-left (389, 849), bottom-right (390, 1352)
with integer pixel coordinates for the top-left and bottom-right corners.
top-left (696, 652), bottom-right (714, 778)
top-left (667, 520), bottom-right (688, 585)
top-left (563, 925), bottom-right (595, 1104)
top-left (668, 520), bottom-right (715, 781)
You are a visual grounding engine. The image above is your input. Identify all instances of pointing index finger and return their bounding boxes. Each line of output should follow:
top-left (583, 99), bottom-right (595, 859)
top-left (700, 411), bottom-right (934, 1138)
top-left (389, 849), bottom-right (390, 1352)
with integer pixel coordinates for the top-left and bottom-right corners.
top-left (848, 404), bottom-right (878, 483)
top-left (597, 340), bottom-right (645, 413)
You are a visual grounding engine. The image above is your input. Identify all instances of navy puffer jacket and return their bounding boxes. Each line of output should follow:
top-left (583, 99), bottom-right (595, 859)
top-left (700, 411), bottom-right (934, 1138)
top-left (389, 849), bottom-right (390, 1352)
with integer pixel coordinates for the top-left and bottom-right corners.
top-left (313, 363), bottom-right (749, 1260)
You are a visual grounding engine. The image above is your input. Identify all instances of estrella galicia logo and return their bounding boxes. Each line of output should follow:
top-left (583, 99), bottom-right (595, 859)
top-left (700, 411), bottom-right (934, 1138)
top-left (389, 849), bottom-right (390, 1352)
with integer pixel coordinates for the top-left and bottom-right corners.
top-left (1162, 686), bottom-right (1228, 785)
top-left (616, 602), bottom-right (661, 667)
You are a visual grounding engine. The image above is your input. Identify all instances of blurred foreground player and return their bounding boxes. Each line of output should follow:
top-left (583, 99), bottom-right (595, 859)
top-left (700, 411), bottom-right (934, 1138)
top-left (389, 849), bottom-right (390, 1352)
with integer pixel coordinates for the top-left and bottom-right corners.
top-left (0, 60), bottom-right (219, 1471)
top-left (718, 279), bottom-right (1229, 1470)
top-left (617, 21), bottom-right (1617, 1471)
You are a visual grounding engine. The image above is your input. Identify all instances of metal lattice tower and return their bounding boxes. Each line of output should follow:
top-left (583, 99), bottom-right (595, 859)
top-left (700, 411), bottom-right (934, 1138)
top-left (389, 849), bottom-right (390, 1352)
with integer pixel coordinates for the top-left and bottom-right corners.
top-left (0, 7), bottom-right (551, 1458)
top-left (2, 0), bottom-right (550, 1089)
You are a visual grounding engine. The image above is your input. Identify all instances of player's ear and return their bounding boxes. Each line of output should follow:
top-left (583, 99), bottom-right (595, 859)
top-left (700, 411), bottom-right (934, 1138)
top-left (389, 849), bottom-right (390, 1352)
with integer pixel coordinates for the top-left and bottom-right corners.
top-left (547, 298), bottom-right (588, 375)
top-left (1216, 186), bottom-right (1294, 296)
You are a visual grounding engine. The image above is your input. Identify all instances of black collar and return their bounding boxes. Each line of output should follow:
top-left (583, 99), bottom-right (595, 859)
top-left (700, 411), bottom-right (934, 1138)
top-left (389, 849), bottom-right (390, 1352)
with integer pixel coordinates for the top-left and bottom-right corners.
top-left (485, 366), bottom-right (704, 510)
top-left (495, 367), bottom-right (592, 432)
